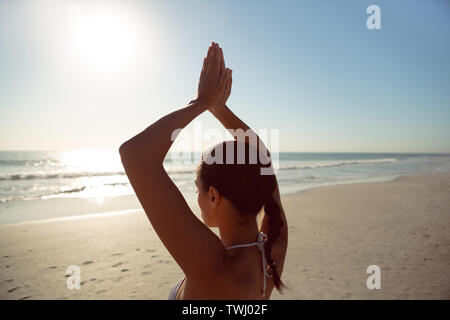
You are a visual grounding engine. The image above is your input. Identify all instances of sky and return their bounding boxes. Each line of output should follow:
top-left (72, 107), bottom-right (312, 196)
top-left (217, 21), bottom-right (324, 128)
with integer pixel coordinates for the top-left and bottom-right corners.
top-left (0, 0), bottom-right (449, 153)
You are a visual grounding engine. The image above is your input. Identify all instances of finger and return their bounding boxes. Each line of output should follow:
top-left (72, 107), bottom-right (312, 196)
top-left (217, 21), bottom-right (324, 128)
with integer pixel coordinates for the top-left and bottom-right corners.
top-left (203, 56), bottom-right (207, 69)
top-left (209, 42), bottom-right (215, 60)
top-left (200, 57), bottom-right (207, 81)
top-left (222, 76), bottom-right (229, 96)
top-left (207, 45), bottom-right (215, 74)
top-left (218, 67), bottom-right (227, 87)
top-left (220, 67), bottom-right (231, 88)
top-left (207, 43), bottom-right (213, 59)
top-left (225, 69), bottom-right (232, 92)
top-left (219, 47), bottom-right (225, 74)
top-left (225, 69), bottom-right (231, 92)
top-left (201, 57), bottom-right (207, 73)
top-left (212, 43), bottom-right (219, 72)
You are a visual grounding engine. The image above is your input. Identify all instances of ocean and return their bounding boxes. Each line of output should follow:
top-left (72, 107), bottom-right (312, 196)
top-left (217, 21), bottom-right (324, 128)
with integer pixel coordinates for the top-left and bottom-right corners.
top-left (1, 150), bottom-right (450, 224)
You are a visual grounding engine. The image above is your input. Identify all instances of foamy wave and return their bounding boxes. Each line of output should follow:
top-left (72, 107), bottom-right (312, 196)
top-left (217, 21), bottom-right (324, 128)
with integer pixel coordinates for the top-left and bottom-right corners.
top-left (0, 159), bottom-right (59, 166)
top-left (165, 158), bottom-right (399, 172)
top-left (279, 158), bottom-right (398, 170)
top-left (0, 171), bottom-right (126, 181)
top-left (165, 167), bottom-right (198, 174)
top-left (0, 158), bottom-right (400, 181)
top-left (0, 167), bottom-right (200, 181)
top-left (0, 186), bottom-right (88, 203)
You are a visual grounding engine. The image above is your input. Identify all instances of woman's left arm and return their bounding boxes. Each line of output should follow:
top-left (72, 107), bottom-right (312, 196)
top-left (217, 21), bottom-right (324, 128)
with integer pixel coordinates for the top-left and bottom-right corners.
top-left (119, 43), bottom-right (228, 280)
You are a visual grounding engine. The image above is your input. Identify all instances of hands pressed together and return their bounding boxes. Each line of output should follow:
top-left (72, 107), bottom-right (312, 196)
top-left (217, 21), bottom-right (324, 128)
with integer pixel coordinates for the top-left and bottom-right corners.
top-left (196, 42), bottom-right (232, 113)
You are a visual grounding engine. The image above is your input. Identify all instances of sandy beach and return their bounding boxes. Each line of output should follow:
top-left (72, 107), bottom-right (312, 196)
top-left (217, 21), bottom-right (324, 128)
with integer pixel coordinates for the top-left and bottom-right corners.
top-left (1, 172), bottom-right (449, 300)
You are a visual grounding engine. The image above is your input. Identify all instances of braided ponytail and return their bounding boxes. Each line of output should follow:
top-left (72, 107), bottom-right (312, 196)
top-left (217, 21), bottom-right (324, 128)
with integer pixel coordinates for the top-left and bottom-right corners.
top-left (261, 175), bottom-right (286, 293)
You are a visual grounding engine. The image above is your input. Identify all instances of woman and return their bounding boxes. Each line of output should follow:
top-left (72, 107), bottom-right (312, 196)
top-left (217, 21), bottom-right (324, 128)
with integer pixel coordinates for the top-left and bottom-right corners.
top-left (119, 42), bottom-right (288, 299)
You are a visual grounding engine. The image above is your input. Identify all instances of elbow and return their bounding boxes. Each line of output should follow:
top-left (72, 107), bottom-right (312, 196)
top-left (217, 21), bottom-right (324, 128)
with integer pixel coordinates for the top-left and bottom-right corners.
top-left (118, 141), bottom-right (143, 171)
top-left (119, 139), bottom-right (160, 168)
top-left (119, 140), bottom-right (135, 163)
top-left (118, 141), bottom-right (128, 158)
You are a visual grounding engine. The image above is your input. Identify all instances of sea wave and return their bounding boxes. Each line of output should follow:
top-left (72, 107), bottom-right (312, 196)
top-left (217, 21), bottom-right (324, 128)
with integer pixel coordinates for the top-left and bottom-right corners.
top-left (0, 159), bottom-right (59, 166)
top-left (0, 171), bottom-right (126, 181)
top-left (164, 158), bottom-right (400, 173)
top-left (0, 186), bottom-right (87, 203)
top-left (0, 168), bottom-right (200, 181)
top-left (0, 158), bottom-right (400, 180)
top-left (279, 158), bottom-right (398, 170)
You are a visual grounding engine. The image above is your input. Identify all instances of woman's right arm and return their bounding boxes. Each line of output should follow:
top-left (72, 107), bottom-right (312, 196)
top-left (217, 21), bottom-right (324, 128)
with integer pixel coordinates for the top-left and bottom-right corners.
top-left (209, 44), bottom-right (287, 276)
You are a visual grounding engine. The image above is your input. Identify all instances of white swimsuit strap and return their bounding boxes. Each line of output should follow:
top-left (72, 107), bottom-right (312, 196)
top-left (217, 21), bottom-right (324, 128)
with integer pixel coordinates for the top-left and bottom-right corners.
top-left (225, 232), bottom-right (272, 297)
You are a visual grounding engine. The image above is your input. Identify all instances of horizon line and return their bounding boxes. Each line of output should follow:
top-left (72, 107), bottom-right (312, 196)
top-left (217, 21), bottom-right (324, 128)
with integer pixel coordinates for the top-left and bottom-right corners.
top-left (0, 149), bottom-right (449, 155)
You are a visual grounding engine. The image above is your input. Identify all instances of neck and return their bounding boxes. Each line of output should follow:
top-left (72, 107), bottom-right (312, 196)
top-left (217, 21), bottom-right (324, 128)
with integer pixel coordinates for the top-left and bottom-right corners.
top-left (218, 208), bottom-right (259, 248)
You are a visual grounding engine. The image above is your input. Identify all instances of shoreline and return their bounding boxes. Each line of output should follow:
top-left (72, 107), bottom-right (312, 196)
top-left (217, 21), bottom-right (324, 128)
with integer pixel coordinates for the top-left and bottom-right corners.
top-left (0, 171), bottom-right (443, 226)
top-left (1, 172), bottom-right (450, 299)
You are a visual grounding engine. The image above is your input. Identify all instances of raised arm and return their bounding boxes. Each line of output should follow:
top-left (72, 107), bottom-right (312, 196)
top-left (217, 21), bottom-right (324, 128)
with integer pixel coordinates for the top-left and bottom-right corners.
top-left (119, 43), bottom-right (229, 280)
top-left (209, 46), bottom-right (288, 258)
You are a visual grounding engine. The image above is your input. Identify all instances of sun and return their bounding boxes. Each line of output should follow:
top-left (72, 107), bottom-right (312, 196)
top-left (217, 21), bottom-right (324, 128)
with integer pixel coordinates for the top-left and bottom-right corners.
top-left (65, 5), bottom-right (140, 72)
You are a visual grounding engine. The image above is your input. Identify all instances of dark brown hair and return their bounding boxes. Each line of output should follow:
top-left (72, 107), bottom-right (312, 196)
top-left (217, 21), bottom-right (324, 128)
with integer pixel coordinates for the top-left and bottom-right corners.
top-left (196, 140), bottom-right (285, 293)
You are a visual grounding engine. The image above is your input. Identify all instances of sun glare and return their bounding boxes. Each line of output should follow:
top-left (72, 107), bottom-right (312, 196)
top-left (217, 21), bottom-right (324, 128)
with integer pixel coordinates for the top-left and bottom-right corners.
top-left (58, 149), bottom-right (122, 173)
top-left (65, 5), bottom-right (141, 72)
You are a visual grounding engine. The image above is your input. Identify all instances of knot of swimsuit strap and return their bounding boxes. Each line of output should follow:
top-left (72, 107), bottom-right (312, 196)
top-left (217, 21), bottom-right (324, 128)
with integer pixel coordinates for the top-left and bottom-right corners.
top-left (257, 232), bottom-right (273, 279)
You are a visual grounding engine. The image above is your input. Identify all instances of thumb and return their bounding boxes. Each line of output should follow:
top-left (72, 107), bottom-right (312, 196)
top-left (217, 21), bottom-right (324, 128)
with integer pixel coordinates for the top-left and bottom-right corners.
top-left (225, 69), bottom-right (232, 93)
top-left (219, 68), bottom-right (230, 88)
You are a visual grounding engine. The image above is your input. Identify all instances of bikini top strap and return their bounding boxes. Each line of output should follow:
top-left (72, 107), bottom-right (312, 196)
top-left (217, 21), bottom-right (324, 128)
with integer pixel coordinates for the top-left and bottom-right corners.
top-left (225, 232), bottom-right (272, 297)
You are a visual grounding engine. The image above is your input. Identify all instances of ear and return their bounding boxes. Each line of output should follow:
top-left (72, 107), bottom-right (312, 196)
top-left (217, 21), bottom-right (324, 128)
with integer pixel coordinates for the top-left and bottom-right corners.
top-left (208, 186), bottom-right (220, 208)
